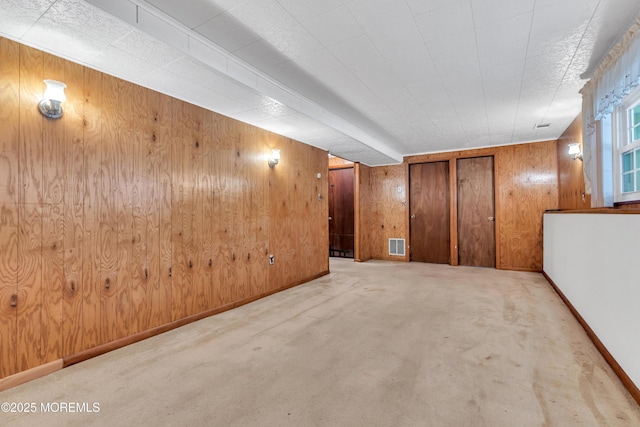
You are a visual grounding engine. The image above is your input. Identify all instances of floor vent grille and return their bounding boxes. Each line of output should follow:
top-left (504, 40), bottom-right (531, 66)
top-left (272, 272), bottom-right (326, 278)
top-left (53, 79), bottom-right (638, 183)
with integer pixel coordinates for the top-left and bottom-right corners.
top-left (389, 238), bottom-right (406, 256)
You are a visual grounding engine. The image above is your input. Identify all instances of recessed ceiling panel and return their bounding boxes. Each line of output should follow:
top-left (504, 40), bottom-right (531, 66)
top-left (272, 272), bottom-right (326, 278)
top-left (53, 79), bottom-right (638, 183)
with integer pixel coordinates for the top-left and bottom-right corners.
top-left (470, 0), bottom-right (535, 26)
top-left (345, 0), bottom-right (413, 34)
top-left (276, 0), bottom-right (343, 23)
top-left (302, 6), bottom-right (365, 48)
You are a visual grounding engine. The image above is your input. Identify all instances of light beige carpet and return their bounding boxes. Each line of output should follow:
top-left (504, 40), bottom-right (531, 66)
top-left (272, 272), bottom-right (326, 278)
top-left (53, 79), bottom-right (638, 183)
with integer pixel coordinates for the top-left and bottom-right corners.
top-left (1, 259), bottom-right (639, 426)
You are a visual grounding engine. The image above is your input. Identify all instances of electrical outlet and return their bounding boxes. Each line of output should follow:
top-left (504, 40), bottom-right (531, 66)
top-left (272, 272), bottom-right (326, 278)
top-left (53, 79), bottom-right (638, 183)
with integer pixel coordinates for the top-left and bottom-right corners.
top-left (269, 255), bottom-right (275, 265)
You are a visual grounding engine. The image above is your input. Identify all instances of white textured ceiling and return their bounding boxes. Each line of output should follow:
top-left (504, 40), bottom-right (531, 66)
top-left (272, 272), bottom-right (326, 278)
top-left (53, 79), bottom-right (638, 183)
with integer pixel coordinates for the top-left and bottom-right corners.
top-left (2, 0), bottom-right (639, 165)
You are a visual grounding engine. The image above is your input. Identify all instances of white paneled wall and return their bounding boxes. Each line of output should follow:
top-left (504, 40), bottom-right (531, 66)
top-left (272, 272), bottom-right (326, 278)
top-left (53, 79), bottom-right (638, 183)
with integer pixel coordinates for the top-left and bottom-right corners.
top-left (543, 212), bottom-right (640, 389)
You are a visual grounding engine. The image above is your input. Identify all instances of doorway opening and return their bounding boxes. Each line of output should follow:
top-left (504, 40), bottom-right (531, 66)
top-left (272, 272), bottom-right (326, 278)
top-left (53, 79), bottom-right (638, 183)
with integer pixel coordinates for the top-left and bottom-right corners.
top-left (329, 156), bottom-right (354, 258)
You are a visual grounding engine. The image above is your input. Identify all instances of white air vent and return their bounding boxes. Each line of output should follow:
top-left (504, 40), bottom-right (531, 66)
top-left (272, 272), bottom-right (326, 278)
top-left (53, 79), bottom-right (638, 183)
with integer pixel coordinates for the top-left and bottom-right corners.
top-left (389, 238), bottom-right (406, 256)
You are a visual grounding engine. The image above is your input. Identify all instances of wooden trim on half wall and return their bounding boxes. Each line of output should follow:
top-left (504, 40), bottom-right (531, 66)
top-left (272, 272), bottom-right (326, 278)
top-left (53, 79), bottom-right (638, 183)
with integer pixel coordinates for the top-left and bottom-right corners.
top-left (542, 271), bottom-right (640, 406)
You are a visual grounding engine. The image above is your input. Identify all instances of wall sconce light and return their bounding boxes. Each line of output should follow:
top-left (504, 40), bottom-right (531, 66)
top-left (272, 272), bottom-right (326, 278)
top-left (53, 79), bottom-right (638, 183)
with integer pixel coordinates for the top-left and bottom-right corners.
top-left (39, 79), bottom-right (67, 119)
top-left (568, 143), bottom-right (583, 161)
top-left (268, 149), bottom-right (280, 168)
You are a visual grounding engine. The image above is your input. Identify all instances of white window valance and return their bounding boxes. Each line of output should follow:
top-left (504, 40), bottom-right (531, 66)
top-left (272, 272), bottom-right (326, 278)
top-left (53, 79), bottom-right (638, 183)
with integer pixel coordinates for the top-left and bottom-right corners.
top-left (582, 17), bottom-right (640, 122)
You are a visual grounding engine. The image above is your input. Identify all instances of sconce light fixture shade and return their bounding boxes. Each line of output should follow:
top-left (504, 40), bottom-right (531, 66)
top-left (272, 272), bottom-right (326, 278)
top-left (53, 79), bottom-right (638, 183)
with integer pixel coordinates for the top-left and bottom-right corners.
top-left (39, 79), bottom-right (67, 119)
top-left (568, 143), bottom-right (583, 161)
top-left (268, 149), bottom-right (280, 168)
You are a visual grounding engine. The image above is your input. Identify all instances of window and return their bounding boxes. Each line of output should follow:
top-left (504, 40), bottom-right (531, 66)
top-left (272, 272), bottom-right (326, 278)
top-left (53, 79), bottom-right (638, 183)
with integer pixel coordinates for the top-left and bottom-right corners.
top-left (621, 148), bottom-right (640, 192)
top-left (613, 86), bottom-right (640, 203)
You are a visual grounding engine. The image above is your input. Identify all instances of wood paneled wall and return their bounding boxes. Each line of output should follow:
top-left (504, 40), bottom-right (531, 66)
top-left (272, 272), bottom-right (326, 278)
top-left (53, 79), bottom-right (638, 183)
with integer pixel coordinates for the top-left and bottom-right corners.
top-left (354, 163), bottom-right (371, 262)
top-left (396, 141), bottom-right (559, 271)
top-left (328, 156), bottom-right (354, 168)
top-left (496, 141), bottom-right (558, 271)
top-left (557, 115), bottom-right (591, 209)
top-left (0, 37), bottom-right (328, 380)
top-left (557, 112), bottom-right (640, 210)
top-left (357, 164), bottom-right (408, 261)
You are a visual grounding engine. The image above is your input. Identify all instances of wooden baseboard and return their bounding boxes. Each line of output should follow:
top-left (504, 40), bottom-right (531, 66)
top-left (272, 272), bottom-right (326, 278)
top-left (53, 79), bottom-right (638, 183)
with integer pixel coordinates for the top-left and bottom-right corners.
top-left (0, 359), bottom-right (63, 392)
top-left (2, 271), bottom-right (330, 391)
top-left (499, 266), bottom-right (541, 272)
top-left (542, 271), bottom-right (640, 406)
top-left (64, 270), bottom-right (330, 368)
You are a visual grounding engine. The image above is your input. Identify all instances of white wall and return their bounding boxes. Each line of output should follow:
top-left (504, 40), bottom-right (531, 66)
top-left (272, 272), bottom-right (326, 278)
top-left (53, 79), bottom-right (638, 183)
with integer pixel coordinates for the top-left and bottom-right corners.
top-left (544, 212), bottom-right (640, 388)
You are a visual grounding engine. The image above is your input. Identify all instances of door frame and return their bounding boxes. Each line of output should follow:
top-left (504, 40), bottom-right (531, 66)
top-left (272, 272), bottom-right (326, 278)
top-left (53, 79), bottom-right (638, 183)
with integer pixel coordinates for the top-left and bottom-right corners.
top-left (328, 161), bottom-right (358, 260)
top-left (456, 155), bottom-right (496, 267)
top-left (328, 165), bottom-right (355, 258)
top-left (408, 161), bottom-right (451, 264)
top-left (406, 151), bottom-right (501, 269)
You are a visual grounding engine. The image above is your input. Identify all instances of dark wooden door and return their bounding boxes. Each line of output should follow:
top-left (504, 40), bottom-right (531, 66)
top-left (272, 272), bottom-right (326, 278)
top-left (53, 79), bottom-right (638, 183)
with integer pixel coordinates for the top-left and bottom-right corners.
top-left (409, 162), bottom-right (450, 264)
top-left (328, 168), bottom-right (354, 257)
top-left (457, 156), bottom-right (495, 267)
